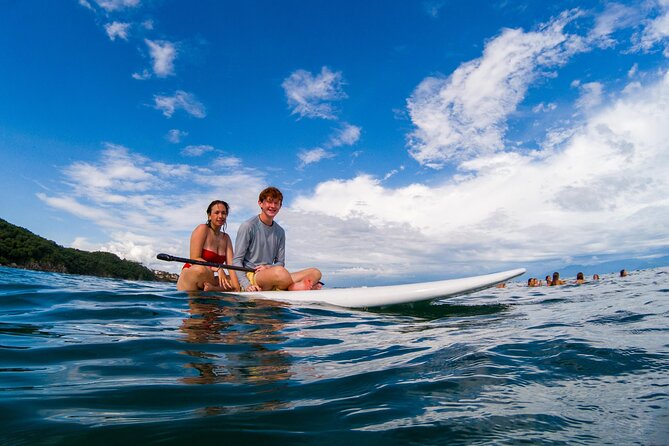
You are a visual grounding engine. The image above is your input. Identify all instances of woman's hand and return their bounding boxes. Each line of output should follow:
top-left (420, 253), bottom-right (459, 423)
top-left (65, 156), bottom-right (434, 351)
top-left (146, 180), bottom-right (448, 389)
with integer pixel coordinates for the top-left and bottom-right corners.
top-left (245, 284), bottom-right (261, 292)
top-left (218, 269), bottom-right (234, 290)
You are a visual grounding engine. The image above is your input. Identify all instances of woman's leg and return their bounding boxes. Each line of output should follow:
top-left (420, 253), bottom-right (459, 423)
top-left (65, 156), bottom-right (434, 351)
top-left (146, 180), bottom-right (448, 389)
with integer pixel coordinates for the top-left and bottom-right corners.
top-left (176, 265), bottom-right (215, 291)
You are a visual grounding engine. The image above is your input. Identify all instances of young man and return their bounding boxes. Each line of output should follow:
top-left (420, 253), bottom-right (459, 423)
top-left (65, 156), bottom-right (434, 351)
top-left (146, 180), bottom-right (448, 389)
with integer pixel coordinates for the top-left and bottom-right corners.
top-left (233, 186), bottom-right (322, 292)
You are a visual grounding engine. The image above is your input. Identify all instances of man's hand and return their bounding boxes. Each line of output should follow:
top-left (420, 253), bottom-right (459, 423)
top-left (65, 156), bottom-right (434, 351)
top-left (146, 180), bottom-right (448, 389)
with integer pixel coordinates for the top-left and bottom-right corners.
top-left (254, 264), bottom-right (271, 272)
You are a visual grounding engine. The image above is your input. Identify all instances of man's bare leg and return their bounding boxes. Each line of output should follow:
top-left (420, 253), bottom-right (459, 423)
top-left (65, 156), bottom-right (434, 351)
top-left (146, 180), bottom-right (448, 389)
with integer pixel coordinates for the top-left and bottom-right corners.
top-left (255, 266), bottom-right (294, 290)
top-left (289, 268), bottom-right (322, 290)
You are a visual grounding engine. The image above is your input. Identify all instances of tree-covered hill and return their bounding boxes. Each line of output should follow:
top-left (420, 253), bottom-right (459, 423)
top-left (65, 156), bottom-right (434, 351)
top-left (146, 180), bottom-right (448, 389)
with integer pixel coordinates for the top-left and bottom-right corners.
top-left (0, 218), bottom-right (164, 281)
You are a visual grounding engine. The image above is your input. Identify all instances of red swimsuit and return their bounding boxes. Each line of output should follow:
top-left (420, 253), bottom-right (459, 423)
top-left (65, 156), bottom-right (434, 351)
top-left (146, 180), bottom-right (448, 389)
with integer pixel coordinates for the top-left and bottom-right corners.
top-left (182, 249), bottom-right (226, 269)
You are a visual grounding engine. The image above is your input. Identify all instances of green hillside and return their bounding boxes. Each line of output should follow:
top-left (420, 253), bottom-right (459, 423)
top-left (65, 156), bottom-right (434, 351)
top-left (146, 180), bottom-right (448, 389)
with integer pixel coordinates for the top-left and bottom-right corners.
top-left (0, 218), bottom-right (159, 281)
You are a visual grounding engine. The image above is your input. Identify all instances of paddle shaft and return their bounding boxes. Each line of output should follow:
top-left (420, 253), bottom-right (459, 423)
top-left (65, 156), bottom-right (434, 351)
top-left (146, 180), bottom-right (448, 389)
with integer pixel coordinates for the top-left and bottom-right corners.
top-left (156, 253), bottom-right (255, 273)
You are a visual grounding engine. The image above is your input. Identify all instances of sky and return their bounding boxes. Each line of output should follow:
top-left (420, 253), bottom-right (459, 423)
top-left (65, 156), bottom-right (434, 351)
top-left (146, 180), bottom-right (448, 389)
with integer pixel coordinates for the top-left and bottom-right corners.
top-left (1, 0), bottom-right (669, 286)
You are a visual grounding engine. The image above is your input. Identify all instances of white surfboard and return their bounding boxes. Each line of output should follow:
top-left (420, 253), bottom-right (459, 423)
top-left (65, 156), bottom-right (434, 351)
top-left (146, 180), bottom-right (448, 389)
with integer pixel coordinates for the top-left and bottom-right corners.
top-left (224, 268), bottom-right (526, 308)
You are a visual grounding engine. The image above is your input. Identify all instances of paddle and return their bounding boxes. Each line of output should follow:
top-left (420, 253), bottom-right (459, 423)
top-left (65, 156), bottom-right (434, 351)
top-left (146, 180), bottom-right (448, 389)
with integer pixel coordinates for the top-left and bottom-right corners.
top-left (156, 253), bottom-right (255, 273)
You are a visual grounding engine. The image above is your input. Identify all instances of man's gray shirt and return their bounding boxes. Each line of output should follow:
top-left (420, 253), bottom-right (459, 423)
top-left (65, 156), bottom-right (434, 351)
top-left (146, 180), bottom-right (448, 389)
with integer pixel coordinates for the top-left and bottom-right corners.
top-left (233, 215), bottom-right (286, 289)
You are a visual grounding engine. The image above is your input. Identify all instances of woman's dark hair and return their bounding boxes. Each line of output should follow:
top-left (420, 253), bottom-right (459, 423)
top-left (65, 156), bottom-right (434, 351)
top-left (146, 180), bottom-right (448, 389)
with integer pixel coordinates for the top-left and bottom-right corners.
top-left (206, 200), bottom-right (230, 232)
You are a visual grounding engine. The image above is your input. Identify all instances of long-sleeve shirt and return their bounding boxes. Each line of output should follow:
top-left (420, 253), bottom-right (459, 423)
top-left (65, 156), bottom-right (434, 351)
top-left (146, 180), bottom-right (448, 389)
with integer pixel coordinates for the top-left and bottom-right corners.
top-left (233, 215), bottom-right (286, 289)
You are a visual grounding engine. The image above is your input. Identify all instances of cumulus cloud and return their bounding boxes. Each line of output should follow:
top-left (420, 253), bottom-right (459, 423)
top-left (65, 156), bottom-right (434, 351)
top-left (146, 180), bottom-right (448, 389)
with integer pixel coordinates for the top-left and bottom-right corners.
top-left (213, 156), bottom-right (242, 169)
top-left (132, 69), bottom-right (151, 80)
top-left (37, 73), bottom-right (669, 282)
top-left (636, 0), bottom-right (669, 50)
top-left (590, 3), bottom-right (641, 46)
top-left (575, 81), bottom-right (604, 110)
top-left (298, 148), bottom-right (335, 167)
top-left (145, 39), bottom-right (177, 77)
top-left (38, 144), bottom-right (267, 271)
top-left (104, 22), bottom-right (130, 41)
top-left (79, 0), bottom-right (94, 11)
top-left (407, 10), bottom-right (585, 168)
top-left (282, 66), bottom-right (347, 119)
top-left (328, 123), bottom-right (361, 147)
top-left (181, 144), bottom-right (214, 157)
top-left (291, 72), bottom-right (669, 283)
top-left (628, 63), bottom-right (639, 78)
top-left (297, 123), bottom-right (361, 167)
top-left (532, 102), bottom-right (557, 113)
top-left (166, 129), bottom-right (187, 143)
top-left (153, 90), bottom-right (206, 118)
top-left (94, 0), bottom-right (140, 12)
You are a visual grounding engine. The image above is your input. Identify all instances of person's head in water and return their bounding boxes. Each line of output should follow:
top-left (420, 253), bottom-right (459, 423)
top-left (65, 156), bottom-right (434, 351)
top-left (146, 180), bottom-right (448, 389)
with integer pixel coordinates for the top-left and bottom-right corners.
top-left (577, 272), bottom-right (584, 280)
top-left (620, 269), bottom-right (628, 277)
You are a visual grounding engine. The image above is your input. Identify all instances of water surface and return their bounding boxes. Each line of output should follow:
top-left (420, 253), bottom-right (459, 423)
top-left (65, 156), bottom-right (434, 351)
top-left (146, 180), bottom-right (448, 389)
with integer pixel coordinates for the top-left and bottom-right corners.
top-left (1, 266), bottom-right (667, 445)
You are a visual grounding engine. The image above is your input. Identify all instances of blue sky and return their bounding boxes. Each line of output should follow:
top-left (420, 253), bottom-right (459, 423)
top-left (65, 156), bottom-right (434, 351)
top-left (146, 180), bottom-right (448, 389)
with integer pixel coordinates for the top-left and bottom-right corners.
top-left (1, 0), bottom-right (669, 286)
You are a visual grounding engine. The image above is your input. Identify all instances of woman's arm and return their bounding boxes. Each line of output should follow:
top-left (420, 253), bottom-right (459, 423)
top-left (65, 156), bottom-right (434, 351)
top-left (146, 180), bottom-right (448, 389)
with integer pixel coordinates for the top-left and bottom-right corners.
top-left (189, 224), bottom-right (208, 260)
top-left (225, 233), bottom-right (240, 291)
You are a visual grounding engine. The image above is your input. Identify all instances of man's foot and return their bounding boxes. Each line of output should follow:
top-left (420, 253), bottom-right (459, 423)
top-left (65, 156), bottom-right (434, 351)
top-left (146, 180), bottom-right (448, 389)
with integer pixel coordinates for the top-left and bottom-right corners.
top-left (288, 278), bottom-right (313, 291)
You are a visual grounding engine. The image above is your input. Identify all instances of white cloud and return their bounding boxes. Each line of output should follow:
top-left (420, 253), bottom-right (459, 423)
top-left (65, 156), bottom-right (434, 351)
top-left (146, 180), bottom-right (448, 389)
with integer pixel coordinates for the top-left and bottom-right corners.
top-left (37, 193), bottom-right (103, 222)
top-left (63, 143), bottom-right (158, 194)
top-left (282, 66), bottom-right (347, 119)
top-left (79, 0), bottom-right (94, 11)
top-left (181, 144), bottom-right (214, 157)
top-left (132, 69), bottom-right (151, 80)
top-left (104, 22), bottom-right (130, 41)
top-left (575, 82), bottom-right (604, 110)
top-left (383, 166), bottom-right (404, 181)
top-left (407, 10), bottom-right (585, 168)
top-left (145, 39), bottom-right (177, 77)
top-left (166, 129), bottom-right (187, 143)
top-left (290, 72), bottom-right (669, 283)
top-left (328, 123), bottom-right (361, 147)
top-left (636, 0), bottom-right (669, 50)
top-left (296, 123), bottom-right (361, 167)
top-left (590, 3), bottom-right (641, 46)
top-left (623, 81), bottom-right (642, 94)
top-left (153, 90), bottom-right (206, 118)
top-left (213, 156), bottom-right (242, 169)
top-left (532, 102), bottom-right (557, 113)
top-left (298, 148), bottom-right (335, 167)
top-left (628, 63), bottom-right (639, 78)
top-left (38, 144), bottom-right (267, 272)
top-left (37, 69), bottom-right (669, 283)
top-left (94, 0), bottom-right (140, 12)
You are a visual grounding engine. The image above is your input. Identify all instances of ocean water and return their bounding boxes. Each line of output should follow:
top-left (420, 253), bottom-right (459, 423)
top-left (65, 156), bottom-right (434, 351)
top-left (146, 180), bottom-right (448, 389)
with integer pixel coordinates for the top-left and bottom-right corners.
top-left (0, 266), bottom-right (667, 445)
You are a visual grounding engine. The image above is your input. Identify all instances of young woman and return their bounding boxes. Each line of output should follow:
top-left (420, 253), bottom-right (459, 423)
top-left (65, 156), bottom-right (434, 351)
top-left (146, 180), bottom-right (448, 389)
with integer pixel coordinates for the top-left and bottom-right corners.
top-left (176, 200), bottom-right (240, 292)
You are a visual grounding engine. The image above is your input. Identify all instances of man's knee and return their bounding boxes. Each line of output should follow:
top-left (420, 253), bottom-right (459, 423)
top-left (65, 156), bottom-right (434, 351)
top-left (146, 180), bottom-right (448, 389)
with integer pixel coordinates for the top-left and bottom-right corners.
top-left (257, 266), bottom-right (292, 289)
top-left (309, 267), bottom-right (322, 280)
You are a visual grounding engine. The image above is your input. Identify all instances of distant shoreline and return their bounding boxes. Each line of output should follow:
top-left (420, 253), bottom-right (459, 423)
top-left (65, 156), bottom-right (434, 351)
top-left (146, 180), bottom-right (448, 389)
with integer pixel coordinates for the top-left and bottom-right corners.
top-left (0, 217), bottom-right (178, 283)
